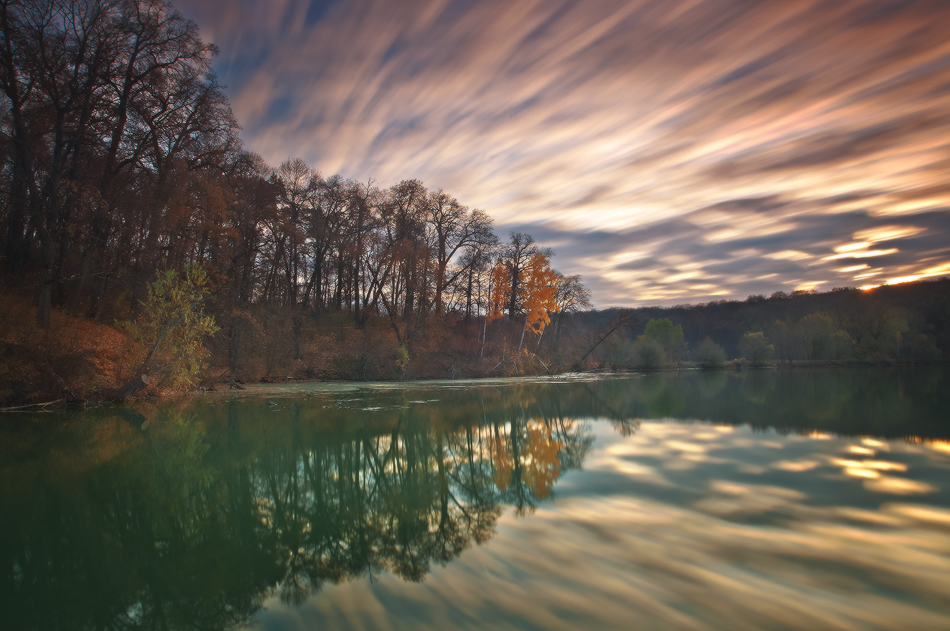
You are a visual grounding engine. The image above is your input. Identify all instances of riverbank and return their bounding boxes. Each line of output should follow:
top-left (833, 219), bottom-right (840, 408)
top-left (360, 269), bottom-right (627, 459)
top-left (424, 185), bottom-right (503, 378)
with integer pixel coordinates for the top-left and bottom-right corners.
top-left (3, 287), bottom-right (945, 409)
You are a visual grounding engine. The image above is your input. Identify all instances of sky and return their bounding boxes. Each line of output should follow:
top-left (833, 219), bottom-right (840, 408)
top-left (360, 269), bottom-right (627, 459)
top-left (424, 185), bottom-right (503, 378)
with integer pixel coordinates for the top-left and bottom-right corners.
top-left (173, 0), bottom-right (950, 307)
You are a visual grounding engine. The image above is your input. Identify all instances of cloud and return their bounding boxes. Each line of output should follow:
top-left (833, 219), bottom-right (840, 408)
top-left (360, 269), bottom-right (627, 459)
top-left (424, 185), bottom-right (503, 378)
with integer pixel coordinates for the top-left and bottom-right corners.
top-left (173, 0), bottom-right (950, 306)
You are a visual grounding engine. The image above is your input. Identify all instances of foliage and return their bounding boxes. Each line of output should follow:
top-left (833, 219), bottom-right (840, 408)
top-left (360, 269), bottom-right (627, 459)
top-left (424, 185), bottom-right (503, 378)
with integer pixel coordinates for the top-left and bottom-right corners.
top-left (696, 337), bottom-right (727, 369)
top-left (2, 0), bottom-right (945, 393)
top-left (522, 253), bottom-right (559, 336)
top-left (632, 337), bottom-right (666, 369)
top-left (642, 318), bottom-right (687, 360)
top-left (738, 332), bottom-right (774, 366)
top-left (123, 266), bottom-right (218, 390)
top-left (768, 320), bottom-right (793, 363)
top-left (396, 344), bottom-right (410, 373)
top-left (900, 332), bottom-right (941, 361)
top-left (800, 313), bottom-right (837, 360)
top-left (0, 290), bottom-right (135, 405)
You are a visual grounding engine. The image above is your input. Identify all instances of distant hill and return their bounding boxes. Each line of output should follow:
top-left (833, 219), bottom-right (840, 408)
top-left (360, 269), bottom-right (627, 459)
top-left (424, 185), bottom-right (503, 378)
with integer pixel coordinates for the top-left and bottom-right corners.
top-left (574, 278), bottom-right (950, 362)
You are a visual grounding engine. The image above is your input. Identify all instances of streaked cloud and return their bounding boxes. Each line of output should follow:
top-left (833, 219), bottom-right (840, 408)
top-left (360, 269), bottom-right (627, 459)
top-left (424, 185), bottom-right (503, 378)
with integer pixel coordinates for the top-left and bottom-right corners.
top-left (175, 0), bottom-right (950, 305)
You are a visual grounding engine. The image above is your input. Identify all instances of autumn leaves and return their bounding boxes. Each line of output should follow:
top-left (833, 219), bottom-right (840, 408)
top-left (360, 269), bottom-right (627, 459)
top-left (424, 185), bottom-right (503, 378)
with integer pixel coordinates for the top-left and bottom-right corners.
top-left (489, 252), bottom-right (559, 347)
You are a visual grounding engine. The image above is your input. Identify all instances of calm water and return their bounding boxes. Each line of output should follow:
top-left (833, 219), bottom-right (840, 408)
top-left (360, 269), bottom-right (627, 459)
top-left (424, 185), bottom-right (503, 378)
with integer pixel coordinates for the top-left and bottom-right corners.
top-left (2, 367), bottom-right (949, 631)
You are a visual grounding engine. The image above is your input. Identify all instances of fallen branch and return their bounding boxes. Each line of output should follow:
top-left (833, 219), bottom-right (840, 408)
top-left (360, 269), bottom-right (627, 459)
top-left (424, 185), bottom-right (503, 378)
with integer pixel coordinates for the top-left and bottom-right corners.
top-left (574, 308), bottom-right (636, 370)
top-left (536, 356), bottom-right (551, 374)
top-left (1, 398), bottom-right (66, 412)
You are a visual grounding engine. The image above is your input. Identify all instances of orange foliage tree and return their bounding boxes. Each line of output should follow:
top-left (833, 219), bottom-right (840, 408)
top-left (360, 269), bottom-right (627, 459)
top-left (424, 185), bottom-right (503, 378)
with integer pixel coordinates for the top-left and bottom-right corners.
top-left (519, 253), bottom-right (559, 351)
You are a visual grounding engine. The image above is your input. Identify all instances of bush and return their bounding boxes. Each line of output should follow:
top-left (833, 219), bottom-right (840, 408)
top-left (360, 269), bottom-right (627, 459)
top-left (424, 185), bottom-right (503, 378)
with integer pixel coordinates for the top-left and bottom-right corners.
top-left (696, 337), bottom-right (726, 369)
top-left (642, 318), bottom-right (687, 360)
top-left (901, 332), bottom-right (941, 361)
top-left (739, 331), bottom-right (774, 367)
top-left (632, 337), bottom-right (666, 369)
top-left (122, 265), bottom-right (218, 390)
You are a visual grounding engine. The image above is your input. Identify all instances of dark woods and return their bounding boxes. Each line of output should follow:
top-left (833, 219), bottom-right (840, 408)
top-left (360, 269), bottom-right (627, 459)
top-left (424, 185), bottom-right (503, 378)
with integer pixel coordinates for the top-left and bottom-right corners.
top-left (581, 280), bottom-right (950, 370)
top-left (0, 0), bottom-right (236, 325)
top-left (0, 0), bottom-right (596, 394)
top-left (1, 1), bottom-right (945, 402)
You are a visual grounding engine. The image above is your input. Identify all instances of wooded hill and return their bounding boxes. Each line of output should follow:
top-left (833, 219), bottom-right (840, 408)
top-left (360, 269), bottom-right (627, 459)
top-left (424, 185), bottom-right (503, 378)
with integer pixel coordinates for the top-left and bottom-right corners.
top-left (576, 278), bottom-right (950, 368)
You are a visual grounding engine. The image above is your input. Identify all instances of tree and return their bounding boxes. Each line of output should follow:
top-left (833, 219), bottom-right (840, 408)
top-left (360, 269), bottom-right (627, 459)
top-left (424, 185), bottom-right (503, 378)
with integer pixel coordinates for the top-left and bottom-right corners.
top-left (739, 331), bottom-right (774, 366)
top-left (274, 158), bottom-right (313, 308)
top-left (542, 271), bottom-right (592, 358)
top-left (574, 309), bottom-right (636, 370)
top-left (768, 320), bottom-right (792, 364)
top-left (486, 262), bottom-right (509, 323)
top-left (0, 0), bottom-right (235, 326)
top-left (382, 179), bottom-right (429, 319)
top-left (425, 191), bottom-right (495, 314)
top-left (632, 337), bottom-right (665, 369)
top-left (124, 265), bottom-right (218, 390)
top-left (696, 337), bottom-right (726, 369)
top-left (456, 241), bottom-right (497, 322)
top-left (800, 313), bottom-right (836, 360)
top-left (553, 272), bottom-right (592, 316)
top-left (500, 232), bottom-right (550, 319)
top-left (519, 252), bottom-right (558, 350)
top-left (641, 318), bottom-right (686, 360)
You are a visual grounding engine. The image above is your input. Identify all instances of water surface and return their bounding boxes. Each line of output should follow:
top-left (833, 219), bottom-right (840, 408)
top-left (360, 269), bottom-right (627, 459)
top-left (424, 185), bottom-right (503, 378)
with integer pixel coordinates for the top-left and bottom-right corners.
top-left (2, 367), bottom-right (948, 630)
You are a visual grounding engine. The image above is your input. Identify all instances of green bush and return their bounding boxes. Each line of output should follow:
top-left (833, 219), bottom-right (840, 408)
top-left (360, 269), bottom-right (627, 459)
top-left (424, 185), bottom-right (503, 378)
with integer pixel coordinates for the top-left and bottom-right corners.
top-left (739, 331), bottom-right (774, 367)
top-left (123, 265), bottom-right (218, 389)
top-left (642, 318), bottom-right (687, 360)
top-left (696, 337), bottom-right (726, 369)
top-left (632, 337), bottom-right (666, 369)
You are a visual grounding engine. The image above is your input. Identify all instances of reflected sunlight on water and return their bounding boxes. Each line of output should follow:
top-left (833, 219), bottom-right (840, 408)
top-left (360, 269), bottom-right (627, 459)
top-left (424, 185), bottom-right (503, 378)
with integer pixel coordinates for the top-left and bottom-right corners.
top-left (254, 419), bottom-right (950, 631)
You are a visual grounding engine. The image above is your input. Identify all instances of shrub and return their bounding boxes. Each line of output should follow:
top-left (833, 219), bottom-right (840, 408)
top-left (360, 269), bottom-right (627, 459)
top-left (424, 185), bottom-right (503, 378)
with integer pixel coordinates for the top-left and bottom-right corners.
top-left (642, 318), bottom-right (687, 360)
top-left (632, 337), bottom-right (666, 369)
top-left (122, 265), bottom-right (218, 390)
top-left (696, 337), bottom-right (726, 369)
top-left (739, 331), bottom-right (774, 367)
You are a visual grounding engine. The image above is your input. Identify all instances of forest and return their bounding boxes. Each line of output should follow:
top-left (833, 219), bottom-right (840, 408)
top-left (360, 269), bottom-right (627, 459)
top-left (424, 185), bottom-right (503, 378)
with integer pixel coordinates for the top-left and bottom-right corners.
top-left (0, 0), bottom-right (595, 400)
top-left (1, 0), bottom-right (947, 406)
top-left (580, 278), bottom-right (950, 371)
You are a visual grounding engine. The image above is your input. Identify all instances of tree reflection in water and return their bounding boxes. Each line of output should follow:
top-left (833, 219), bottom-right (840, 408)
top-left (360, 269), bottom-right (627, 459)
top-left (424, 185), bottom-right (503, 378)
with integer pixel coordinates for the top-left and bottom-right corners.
top-left (1, 386), bottom-right (593, 631)
top-left (4, 367), bottom-right (947, 631)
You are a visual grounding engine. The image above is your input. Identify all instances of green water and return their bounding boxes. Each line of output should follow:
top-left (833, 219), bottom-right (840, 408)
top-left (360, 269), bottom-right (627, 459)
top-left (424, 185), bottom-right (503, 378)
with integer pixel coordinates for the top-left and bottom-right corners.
top-left (2, 367), bottom-right (949, 630)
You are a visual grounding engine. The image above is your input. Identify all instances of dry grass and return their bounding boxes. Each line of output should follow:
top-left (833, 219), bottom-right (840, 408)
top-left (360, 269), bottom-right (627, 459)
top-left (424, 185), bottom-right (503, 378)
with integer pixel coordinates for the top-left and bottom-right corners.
top-left (0, 292), bottom-right (136, 405)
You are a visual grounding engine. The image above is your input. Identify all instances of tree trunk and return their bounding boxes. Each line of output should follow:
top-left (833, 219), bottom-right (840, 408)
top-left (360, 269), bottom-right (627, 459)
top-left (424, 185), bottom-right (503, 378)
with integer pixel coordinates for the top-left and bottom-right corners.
top-left (113, 374), bottom-right (150, 403)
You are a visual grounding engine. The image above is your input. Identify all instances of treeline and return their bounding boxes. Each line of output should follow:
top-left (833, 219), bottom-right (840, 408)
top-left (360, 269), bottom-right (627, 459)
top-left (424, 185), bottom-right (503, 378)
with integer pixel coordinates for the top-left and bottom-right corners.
top-left (0, 0), bottom-right (594, 388)
top-left (2, 1), bottom-right (946, 395)
top-left (581, 279), bottom-right (950, 369)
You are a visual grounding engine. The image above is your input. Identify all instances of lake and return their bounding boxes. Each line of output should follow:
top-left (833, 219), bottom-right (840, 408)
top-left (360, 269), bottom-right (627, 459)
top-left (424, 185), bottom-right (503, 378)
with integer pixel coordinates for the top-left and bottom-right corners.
top-left (2, 367), bottom-right (949, 630)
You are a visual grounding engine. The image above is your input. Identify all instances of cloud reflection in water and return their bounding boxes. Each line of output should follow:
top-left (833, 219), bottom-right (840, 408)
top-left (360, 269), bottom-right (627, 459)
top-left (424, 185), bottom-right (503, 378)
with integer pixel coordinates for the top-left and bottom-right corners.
top-left (264, 421), bottom-right (950, 631)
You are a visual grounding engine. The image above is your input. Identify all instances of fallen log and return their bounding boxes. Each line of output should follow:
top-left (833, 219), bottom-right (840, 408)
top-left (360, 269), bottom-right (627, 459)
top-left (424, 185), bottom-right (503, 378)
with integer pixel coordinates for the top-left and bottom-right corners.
top-left (112, 374), bottom-right (150, 403)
